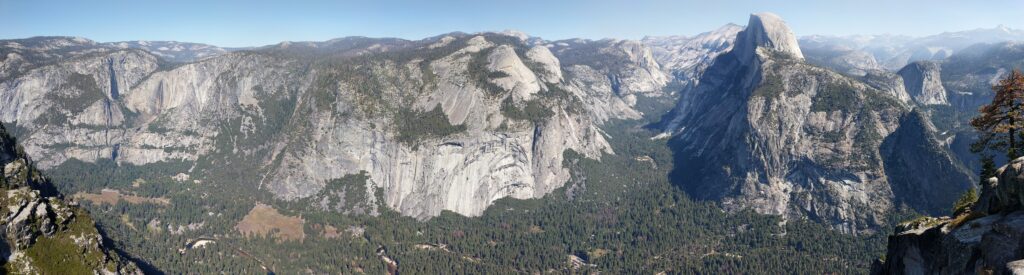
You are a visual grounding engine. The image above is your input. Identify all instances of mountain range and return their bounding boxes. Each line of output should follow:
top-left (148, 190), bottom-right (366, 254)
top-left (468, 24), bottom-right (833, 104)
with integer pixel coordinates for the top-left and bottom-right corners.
top-left (1, 12), bottom-right (1022, 273)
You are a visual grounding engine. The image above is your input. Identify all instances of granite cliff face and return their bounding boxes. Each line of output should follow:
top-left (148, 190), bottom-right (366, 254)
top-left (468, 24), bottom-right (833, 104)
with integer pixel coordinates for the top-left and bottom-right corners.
top-left (0, 34), bottom-right (667, 219)
top-left (731, 12), bottom-right (803, 62)
top-left (549, 38), bottom-right (670, 113)
top-left (897, 61), bottom-right (948, 105)
top-left (1, 49), bottom-right (160, 168)
top-left (663, 13), bottom-right (973, 232)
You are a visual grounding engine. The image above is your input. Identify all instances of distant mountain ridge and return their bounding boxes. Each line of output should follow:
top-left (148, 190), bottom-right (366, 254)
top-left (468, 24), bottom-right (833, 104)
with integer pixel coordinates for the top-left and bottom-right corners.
top-left (800, 25), bottom-right (1024, 71)
top-left (105, 40), bottom-right (228, 63)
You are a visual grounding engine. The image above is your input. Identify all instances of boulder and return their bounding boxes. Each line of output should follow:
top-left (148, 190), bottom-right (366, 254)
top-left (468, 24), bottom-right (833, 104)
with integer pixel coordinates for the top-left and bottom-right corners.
top-left (996, 158), bottom-right (1024, 212)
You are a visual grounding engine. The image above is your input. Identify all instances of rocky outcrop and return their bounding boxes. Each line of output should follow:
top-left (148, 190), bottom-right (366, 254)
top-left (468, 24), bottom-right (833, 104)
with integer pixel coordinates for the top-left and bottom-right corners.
top-left (0, 123), bottom-right (139, 274)
top-left (874, 157), bottom-right (1024, 275)
top-left (5, 186), bottom-right (67, 249)
top-left (663, 13), bottom-right (971, 232)
top-left (897, 61), bottom-right (948, 105)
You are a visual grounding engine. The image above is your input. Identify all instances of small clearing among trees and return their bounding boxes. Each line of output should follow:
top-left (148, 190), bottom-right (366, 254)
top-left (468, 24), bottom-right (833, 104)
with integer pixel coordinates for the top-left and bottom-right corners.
top-left (235, 203), bottom-right (306, 242)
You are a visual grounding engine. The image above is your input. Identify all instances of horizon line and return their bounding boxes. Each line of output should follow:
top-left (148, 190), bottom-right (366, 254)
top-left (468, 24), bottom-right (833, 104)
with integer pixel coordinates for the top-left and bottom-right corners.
top-left (1, 23), bottom-right (1019, 49)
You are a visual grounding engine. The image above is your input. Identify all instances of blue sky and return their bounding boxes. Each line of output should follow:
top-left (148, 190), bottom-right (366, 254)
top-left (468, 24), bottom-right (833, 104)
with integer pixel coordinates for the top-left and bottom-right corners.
top-left (2, 0), bottom-right (1022, 47)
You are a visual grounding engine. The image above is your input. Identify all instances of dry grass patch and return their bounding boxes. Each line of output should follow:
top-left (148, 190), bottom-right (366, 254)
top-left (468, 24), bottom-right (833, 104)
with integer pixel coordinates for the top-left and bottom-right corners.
top-left (235, 203), bottom-right (305, 242)
top-left (74, 189), bottom-right (170, 205)
top-left (589, 248), bottom-right (610, 259)
top-left (948, 211), bottom-right (986, 229)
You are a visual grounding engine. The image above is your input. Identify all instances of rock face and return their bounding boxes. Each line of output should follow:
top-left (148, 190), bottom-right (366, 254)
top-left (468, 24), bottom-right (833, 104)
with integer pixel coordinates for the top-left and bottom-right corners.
top-left (0, 32), bottom-right (751, 221)
top-left (525, 46), bottom-right (563, 83)
top-left (0, 21), bottom-right (998, 230)
top-left (732, 13), bottom-right (803, 64)
top-left (897, 61), bottom-right (948, 105)
top-left (874, 157), bottom-right (1024, 275)
top-left (550, 38), bottom-right (671, 104)
top-left (487, 45), bottom-right (543, 101)
top-left (0, 124), bottom-right (139, 274)
top-left (0, 46), bottom-right (160, 168)
top-left (663, 13), bottom-right (972, 232)
top-left (0, 34), bottom-right (627, 220)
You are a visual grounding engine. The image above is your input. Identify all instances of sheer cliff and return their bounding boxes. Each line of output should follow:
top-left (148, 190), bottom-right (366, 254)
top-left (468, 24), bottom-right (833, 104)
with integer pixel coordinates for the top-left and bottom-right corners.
top-left (663, 13), bottom-right (973, 232)
top-left (0, 34), bottom-right (681, 219)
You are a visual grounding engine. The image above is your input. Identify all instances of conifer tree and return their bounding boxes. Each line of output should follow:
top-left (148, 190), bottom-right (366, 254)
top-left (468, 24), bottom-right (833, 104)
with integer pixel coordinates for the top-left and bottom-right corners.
top-left (971, 69), bottom-right (1024, 159)
top-left (978, 154), bottom-right (998, 185)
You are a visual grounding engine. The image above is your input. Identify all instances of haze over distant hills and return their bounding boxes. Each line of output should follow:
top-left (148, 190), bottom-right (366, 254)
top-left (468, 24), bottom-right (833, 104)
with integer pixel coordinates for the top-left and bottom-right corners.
top-left (801, 25), bottom-right (1024, 71)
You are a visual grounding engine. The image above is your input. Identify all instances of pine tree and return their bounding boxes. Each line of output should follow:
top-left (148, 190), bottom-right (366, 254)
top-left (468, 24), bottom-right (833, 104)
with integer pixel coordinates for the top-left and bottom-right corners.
top-left (979, 154), bottom-right (998, 185)
top-left (971, 69), bottom-right (1024, 159)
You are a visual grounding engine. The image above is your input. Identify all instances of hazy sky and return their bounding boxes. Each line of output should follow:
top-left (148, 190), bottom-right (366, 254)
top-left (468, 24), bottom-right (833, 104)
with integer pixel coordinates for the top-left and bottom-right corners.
top-left (2, 0), bottom-right (1022, 47)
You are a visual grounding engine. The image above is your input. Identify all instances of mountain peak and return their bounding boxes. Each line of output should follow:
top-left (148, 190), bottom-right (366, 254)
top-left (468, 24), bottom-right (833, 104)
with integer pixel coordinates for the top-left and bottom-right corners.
top-left (734, 12), bottom-right (804, 62)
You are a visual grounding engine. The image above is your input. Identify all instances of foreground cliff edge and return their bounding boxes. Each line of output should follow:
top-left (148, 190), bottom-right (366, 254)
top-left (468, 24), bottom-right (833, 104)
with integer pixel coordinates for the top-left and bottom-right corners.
top-left (875, 157), bottom-right (1024, 274)
top-left (0, 123), bottom-right (138, 274)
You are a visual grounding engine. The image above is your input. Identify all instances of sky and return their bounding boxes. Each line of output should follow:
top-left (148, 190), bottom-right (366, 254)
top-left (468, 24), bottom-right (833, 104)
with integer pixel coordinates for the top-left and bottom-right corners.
top-left (2, 0), bottom-right (1022, 47)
